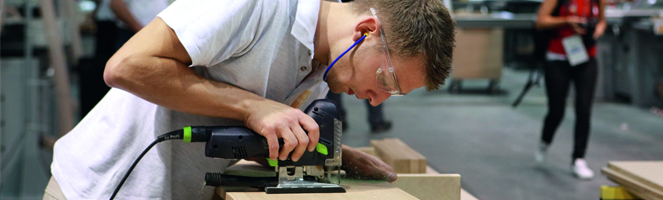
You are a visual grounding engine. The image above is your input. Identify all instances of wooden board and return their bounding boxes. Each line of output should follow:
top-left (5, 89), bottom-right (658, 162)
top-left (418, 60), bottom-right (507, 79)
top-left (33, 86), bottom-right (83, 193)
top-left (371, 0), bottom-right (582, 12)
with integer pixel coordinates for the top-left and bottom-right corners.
top-left (370, 138), bottom-right (427, 174)
top-left (392, 174), bottom-right (460, 200)
top-left (221, 179), bottom-right (417, 200)
top-left (608, 161), bottom-right (663, 193)
top-left (601, 161), bottom-right (663, 200)
top-left (217, 160), bottom-right (417, 200)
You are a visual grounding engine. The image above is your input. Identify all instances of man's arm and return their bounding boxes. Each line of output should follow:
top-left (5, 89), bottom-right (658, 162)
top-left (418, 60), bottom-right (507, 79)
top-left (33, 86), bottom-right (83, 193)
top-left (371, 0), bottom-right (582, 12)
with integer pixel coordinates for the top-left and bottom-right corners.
top-left (104, 17), bottom-right (319, 162)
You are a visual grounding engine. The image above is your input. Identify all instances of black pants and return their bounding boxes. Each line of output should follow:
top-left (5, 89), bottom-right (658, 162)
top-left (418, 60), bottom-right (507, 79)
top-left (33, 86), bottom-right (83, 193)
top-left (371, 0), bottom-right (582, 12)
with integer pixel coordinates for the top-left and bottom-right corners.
top-left (541, 58), bottom-right (597, 160)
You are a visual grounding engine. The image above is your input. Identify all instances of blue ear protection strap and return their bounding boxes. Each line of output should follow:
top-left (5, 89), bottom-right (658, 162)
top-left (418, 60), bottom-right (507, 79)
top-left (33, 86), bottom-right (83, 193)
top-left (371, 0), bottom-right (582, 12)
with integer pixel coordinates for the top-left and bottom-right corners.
top-left (323, 33), bottom-right (368, 82)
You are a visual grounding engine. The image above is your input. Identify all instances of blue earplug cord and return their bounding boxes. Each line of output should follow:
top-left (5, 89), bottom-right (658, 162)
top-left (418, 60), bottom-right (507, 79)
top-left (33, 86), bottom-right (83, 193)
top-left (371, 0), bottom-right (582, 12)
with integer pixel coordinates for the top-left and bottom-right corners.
top-left (323, 33), bottom-right (368, 81)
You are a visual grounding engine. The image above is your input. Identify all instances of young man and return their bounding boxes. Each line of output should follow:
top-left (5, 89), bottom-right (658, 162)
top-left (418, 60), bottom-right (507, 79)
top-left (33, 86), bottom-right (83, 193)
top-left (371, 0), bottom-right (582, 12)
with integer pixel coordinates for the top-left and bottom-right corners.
top-left (45, 0), bottom-right (455, 199)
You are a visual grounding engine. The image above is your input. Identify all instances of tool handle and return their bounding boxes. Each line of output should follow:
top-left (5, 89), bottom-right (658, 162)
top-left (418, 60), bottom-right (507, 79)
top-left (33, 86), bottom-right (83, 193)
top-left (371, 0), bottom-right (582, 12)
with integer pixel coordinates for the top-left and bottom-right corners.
top-left (204, 126), bottom-right (273, 159)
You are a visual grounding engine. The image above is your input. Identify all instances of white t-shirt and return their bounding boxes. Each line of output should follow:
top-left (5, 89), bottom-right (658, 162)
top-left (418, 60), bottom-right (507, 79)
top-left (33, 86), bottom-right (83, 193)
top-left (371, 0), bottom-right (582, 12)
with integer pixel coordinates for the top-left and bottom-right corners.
top-left (51, 0), bottom-right (328, 199)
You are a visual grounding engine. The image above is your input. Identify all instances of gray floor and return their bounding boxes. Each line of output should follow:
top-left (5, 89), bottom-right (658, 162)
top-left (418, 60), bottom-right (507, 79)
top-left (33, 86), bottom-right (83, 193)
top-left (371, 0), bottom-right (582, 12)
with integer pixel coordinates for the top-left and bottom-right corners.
top-left (340, 67), bottom-right (663, 200)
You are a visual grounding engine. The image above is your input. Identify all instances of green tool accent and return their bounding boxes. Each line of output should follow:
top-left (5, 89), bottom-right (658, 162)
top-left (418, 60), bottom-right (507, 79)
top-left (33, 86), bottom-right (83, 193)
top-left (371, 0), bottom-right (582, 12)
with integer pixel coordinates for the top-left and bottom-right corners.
top-left (183, 126), bottom-right (192, 142)
top-left (267, 158), bottom-right (278, 167)
top-left (316, 143), bottom-right (328, 155)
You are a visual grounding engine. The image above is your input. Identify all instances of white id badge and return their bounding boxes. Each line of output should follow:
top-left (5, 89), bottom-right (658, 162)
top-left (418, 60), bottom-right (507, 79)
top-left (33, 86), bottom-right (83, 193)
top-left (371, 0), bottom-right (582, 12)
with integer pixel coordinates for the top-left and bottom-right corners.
top-left (562, 35), bottom-right (589, 66)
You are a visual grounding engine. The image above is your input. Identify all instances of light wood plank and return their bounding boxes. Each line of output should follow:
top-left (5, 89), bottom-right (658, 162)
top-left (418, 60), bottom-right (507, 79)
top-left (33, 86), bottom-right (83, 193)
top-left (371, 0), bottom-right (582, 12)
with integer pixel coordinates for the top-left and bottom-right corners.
top-left (602, 167), bottom-right (663, 200)
top-left (393, 174), bottom-right (460, 200)
top-left (371, 138), bottom-right (427, 173)
top-left (607, 161), bottom-right (663, 193)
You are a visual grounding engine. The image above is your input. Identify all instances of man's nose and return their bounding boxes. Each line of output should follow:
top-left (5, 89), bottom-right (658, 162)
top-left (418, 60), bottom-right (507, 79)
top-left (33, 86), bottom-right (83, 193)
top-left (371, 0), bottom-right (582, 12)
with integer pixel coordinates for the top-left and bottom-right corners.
top-left (368, 93), bottom-right (390, 106)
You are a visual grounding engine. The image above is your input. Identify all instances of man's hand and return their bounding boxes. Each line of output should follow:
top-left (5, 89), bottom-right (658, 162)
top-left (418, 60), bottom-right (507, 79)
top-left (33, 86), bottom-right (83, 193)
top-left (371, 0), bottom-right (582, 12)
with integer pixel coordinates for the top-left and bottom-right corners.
top-left (341, 145), bottom-right (397, 182)
top-left (243, 100), bottom-right (320, 162)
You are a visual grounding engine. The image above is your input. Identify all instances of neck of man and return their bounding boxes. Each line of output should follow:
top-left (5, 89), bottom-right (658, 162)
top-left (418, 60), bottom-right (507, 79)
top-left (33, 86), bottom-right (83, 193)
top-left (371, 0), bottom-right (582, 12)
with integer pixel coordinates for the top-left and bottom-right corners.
top-left (314, 0), bottom-right (353, 67)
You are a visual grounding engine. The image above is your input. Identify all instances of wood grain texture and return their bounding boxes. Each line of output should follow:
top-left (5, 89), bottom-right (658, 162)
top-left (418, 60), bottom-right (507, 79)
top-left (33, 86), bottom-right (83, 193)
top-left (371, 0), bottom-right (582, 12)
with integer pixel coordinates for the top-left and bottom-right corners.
top-left (370, 138), bottom-right (427, 174)
top-left (392, 174), bottom-right (461, 200)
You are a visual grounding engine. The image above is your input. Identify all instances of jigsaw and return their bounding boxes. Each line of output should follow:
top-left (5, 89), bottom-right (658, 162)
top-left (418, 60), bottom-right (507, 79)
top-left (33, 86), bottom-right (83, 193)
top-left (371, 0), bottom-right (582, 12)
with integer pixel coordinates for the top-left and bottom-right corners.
top-left (186, 99), bottom-right (345, 194)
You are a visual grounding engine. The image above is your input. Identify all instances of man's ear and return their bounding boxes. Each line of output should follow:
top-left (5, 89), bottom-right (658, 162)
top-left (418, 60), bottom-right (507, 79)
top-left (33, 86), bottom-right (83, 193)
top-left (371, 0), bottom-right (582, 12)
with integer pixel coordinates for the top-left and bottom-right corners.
top-left (353, 16), bottom-right (379, 41)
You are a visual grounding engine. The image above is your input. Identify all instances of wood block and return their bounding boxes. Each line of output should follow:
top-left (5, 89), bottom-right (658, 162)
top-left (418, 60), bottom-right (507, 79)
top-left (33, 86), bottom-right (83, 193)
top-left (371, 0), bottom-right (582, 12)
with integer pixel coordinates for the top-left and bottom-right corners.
top-left (392, 174), bottom-right (461, 200)
top-left (370, 138), bottom-right (427, 174)
top-left (602, 167), bottom-right (663, 200)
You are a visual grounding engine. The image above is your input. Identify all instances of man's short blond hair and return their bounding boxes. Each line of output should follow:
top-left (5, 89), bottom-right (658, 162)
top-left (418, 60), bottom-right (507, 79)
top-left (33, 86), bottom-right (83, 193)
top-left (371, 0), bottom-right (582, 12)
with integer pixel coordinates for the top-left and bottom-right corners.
top-left (351, 0), bottom-right (455, 90)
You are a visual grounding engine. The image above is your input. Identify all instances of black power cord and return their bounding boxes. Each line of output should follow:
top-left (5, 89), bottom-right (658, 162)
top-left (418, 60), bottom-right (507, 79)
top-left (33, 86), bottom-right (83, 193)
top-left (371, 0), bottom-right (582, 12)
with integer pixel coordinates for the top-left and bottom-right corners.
top-left (110, 129), bottom-right (183, 200)
top-left (109, 126), bottom-right (211, 200)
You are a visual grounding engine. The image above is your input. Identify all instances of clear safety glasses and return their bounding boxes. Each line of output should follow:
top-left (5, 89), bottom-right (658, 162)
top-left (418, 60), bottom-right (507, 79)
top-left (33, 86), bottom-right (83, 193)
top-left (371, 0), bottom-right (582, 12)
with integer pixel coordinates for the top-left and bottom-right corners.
top-left (371, 8), bottom-right (405, 96)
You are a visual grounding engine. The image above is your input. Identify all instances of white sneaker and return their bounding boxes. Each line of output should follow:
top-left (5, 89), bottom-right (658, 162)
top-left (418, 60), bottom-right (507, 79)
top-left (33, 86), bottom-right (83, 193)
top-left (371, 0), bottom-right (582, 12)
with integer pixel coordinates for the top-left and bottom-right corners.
top-left (535, 142), bottom-right (548, 164)
top-left (572, 159), bottom-right (594, 179)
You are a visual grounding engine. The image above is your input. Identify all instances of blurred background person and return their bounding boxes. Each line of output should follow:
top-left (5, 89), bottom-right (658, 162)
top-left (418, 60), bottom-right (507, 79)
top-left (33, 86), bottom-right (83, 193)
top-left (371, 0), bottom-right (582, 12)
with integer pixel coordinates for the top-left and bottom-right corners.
top-left (534, 0), bottom-right (606, 179)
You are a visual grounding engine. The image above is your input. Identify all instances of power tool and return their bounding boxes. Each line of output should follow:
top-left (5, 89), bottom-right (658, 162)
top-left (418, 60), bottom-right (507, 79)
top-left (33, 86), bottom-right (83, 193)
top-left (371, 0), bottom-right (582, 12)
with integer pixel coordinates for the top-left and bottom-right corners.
top-left (110, 99), bottom-right (345, 199)
top-left (195, 99), bottom-right (345, 193)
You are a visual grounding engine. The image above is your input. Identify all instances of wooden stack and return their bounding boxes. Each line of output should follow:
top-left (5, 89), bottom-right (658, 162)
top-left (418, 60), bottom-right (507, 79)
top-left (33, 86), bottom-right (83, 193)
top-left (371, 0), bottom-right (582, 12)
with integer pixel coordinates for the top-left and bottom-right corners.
top-left (601, 161), bottom-right (663, 200)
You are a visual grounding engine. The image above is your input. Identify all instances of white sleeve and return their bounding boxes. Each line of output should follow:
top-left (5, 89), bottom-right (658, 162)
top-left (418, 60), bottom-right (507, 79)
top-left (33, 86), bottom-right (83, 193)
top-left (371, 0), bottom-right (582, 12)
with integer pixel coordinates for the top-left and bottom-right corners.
top-left (157, 0), bottom-right (264, 67)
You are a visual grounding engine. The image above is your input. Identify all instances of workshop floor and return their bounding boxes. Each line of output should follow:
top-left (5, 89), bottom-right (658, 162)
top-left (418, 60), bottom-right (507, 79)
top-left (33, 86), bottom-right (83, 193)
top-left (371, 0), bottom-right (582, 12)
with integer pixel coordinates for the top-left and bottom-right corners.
top-left (340, 67), bottom-right (663, 200)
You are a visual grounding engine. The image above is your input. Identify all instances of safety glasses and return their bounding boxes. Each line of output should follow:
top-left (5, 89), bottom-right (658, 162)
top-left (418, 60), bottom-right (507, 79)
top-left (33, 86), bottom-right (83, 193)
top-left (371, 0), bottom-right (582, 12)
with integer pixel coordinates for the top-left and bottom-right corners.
top-left (371, 8), bottom-right (405, 96)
